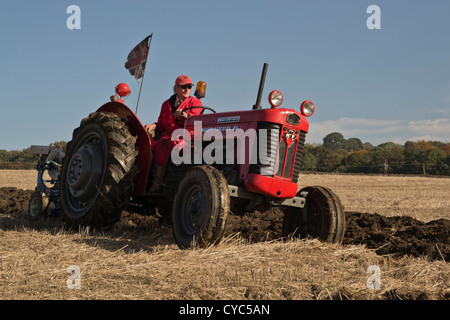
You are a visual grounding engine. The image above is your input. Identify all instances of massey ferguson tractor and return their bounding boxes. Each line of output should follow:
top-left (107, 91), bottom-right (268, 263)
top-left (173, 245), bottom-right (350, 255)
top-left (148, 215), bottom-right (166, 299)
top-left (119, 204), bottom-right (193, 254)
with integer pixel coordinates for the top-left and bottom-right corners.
top-left (57, 63), bottom-right (345, 248)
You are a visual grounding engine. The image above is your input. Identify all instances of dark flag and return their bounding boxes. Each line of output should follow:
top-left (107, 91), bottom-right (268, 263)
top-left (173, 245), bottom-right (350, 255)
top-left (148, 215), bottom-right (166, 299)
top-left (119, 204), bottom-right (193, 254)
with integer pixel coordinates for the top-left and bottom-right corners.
top-left (124, 33), bottom-right (153, 81)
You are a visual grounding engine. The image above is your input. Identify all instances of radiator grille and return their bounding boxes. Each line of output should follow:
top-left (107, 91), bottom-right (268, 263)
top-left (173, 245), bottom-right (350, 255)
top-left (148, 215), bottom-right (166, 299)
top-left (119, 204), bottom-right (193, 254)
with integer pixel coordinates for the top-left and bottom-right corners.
top-left (292, 131), bottom-right (306, 183)
top-left (249, 122), bottom-right (307, 182)
top-left (249, 122), bottom-right (280, 176)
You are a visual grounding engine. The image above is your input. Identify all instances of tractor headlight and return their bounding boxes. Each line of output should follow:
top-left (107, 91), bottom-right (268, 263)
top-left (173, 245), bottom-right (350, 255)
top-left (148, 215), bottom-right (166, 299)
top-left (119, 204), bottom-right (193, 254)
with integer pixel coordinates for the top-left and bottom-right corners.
top-left (268, 90), bottom-right (283, 108)
top-left (300, 100), bottom-right (315, 117)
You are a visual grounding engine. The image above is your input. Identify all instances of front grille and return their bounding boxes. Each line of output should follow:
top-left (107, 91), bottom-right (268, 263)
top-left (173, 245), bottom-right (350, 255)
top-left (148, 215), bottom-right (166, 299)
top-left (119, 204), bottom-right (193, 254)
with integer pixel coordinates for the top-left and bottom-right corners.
top-left (249, 122), bottom-right (280, 176)
top-left (292, 131), bottom-right (306, 183)
top-left (249, 122), bottom-right (307, 182)
top-left (284, 141), bottom-right (296, 178)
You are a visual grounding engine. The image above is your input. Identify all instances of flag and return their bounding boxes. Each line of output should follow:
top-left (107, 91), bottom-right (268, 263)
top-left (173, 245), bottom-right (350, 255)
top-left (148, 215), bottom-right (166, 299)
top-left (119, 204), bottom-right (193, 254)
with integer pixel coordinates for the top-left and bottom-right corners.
top-left (124, 33), bottom-right (153, 81)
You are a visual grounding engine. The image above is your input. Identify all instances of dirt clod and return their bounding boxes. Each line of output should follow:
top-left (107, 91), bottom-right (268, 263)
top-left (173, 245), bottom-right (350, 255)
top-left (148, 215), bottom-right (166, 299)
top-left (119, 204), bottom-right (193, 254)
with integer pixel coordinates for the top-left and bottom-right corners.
top-left (343, 212), bottom-right (449, 261)
top-left (0, 187), bottom-right (33, 214)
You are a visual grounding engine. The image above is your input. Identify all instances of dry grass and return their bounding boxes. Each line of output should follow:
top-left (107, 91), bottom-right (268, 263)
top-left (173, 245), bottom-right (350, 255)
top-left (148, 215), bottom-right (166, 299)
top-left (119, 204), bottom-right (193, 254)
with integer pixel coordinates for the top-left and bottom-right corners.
top-left (1, 227), bottom-right (448, 300)
top-left (0, 170), bottom-right (39, 190)
top-left (0, 170), bottom-right (449, 300)
top-left (298, 173), bottom-right (450, 222)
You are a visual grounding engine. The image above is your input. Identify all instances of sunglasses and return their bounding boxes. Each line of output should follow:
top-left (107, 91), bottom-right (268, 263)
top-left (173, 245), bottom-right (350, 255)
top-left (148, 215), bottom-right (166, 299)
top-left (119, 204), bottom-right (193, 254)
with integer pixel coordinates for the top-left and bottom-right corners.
top-left (179, 84), bottom-right (193, 89)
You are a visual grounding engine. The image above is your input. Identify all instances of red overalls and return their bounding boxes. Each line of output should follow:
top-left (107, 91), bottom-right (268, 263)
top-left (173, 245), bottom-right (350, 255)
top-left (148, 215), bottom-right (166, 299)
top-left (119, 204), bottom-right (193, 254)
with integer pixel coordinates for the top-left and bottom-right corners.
top-left (151, 95), bottom-right (202, 166)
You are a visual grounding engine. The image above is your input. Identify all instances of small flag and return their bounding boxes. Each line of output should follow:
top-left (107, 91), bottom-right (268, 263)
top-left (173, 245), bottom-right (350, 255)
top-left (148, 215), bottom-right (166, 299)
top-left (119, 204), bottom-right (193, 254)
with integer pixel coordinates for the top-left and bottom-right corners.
top-left (124, 33), bottom-right (153, 81)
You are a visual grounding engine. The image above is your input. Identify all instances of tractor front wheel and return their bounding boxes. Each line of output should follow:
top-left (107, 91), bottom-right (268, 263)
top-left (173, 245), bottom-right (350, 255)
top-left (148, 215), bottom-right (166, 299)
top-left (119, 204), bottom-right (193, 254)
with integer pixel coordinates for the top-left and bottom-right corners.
top-left (172, 165), bottom-right (229, 249)
top-left (60, 112), bottom-right (137, 227)
top-left (282, 186), bottom-right (346, 244)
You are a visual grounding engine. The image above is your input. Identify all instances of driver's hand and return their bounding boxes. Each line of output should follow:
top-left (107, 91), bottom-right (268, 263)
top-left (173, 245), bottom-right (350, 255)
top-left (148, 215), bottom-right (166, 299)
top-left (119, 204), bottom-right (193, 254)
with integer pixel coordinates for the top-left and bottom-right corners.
top-left (145, 123), bottom-right (156, 134)
top-left (174, 109), bottom-right (189, 119)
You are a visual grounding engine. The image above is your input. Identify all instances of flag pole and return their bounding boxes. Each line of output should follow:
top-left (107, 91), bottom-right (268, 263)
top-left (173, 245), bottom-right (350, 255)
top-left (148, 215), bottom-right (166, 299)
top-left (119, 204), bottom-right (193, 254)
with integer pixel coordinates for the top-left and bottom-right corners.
top-left (135, 33), bottom-right (153, 114)
top-left (135, 71), bottom-right (145, 114)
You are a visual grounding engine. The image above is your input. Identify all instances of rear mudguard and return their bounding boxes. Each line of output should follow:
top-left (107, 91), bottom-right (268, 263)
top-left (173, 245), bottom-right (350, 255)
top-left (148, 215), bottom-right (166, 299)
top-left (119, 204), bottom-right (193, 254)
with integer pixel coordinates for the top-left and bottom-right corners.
top-left (96, 102), bottom-right (152, 196)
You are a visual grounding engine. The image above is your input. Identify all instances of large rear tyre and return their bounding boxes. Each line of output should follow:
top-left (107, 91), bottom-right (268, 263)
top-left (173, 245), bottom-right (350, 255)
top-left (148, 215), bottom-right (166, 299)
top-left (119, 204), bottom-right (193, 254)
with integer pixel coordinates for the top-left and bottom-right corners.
top-left (282, 186), bottom-right (346, 244)
top-left (60, 112), bottom-right (137, 227)
top-left (172, 165), bottom-right (229, 249)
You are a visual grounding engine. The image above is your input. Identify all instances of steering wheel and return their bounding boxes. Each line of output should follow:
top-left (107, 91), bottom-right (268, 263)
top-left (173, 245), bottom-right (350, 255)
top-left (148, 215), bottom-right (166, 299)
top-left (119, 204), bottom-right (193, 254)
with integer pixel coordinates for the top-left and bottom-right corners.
top-left (175, 106), bottom-right (217, 127)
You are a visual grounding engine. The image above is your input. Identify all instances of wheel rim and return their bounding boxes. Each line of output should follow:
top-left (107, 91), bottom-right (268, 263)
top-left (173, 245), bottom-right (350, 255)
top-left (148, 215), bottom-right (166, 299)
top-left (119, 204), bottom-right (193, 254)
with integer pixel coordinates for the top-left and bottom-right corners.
top-left (64, 132), bottom-right (105, 213)
top-left (299, 201), bottom-right (322, 238)
top-left (181, 185), bottom-right (206, 236)
top-left (283, 186), bottom-right (345, 243)
top-left (29, 196), bottom-right (41, 218)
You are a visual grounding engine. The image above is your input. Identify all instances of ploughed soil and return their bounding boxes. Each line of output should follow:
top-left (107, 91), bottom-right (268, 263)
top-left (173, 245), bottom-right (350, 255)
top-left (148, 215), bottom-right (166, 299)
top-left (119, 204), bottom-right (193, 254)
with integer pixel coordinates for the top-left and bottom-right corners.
top-left (1, 187), bottom-right (449, 261)
top-left (224, 207), bottom-right (449, 261)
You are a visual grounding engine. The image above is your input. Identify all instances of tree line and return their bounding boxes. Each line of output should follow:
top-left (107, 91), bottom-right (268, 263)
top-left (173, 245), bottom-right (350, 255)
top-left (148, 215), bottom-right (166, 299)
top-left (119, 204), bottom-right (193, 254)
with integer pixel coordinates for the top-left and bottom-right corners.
top-left (301, 132), bottom-right (450, 176)
top-left (1, 134), bottom-right (450, 175)
top-left (0, 142), bottom-right (66, 169)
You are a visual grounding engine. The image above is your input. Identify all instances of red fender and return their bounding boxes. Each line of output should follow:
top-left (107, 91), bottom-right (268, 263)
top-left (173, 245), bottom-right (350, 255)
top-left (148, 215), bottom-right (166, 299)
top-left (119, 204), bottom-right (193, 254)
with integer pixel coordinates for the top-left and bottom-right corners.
top-left (96, 102), bottom-right (152, 196)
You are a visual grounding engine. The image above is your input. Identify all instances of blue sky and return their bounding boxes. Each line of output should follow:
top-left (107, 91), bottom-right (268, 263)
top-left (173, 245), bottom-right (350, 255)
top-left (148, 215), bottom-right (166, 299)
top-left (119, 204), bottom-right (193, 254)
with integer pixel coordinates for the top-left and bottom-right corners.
top-left (1, 0), bottom-right (449, 151)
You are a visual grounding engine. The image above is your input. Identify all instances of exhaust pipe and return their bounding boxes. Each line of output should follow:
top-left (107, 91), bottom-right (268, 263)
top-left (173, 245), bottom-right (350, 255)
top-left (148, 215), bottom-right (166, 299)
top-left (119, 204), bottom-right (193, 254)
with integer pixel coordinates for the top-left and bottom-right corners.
top-left (253, 63), bottom-right (268, 110)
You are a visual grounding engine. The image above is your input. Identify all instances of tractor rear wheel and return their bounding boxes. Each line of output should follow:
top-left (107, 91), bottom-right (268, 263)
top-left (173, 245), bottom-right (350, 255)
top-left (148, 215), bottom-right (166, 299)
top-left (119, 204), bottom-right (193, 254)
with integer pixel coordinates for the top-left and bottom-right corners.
top-left (60, 112), bottom-right (137, 227)
top-left (172, 165), bottom-right (229, 249)
top-left (282, 186), bottom-right (346, 244)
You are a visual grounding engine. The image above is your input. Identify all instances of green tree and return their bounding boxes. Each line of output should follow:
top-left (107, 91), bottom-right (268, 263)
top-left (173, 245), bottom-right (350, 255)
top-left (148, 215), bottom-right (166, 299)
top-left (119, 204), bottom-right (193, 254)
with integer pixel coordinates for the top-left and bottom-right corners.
top-left (300, 144), bottom-right (318, 171)
top-left (442, 154), bottom-right (450, 175)
top-left (363, 142), bottom-right (374, 151)
top-left (403, 141), bottom-right (446, 174)
top-left (313, 146), bottom-right (344, 172)
top-left (0, 150), bottom-right (8, 162)
top-left (343, 150), bottom-right (372, 173)
top-left (344, 138), bottom-right (363, 152)
top-left (424, 148), bottom-right (446, 174)
top-left (301, 152), bottom-right (318, 171)
top-left (372, 143), bottom-right (405, 174)
top-left (323, 132), bottom-right (345, 151)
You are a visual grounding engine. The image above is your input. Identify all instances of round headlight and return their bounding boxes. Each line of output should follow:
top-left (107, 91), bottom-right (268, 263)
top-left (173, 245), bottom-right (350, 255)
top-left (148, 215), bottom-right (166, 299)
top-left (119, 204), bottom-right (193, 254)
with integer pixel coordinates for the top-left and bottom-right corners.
top-left (268, 90), bottom-right (283, 108)
top-left (300, 100), bottom-right (315, 117)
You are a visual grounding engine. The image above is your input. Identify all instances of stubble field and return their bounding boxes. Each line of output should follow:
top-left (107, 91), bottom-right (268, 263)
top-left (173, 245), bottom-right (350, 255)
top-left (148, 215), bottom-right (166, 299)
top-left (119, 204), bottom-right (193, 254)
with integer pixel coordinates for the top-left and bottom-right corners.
top-left (0, 170), bottom-right (448, 300)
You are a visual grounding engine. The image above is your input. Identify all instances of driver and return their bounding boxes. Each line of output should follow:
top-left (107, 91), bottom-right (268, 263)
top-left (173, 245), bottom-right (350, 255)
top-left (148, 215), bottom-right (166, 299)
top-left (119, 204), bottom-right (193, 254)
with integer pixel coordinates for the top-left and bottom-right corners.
top-left (145, 75), bottom-right (202, 193)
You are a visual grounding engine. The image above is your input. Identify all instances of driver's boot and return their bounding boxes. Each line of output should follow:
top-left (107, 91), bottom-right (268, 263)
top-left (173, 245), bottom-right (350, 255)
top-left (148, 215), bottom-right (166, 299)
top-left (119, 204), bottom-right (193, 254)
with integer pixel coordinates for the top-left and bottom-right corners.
top-left (148, 165), bottom-right (166, 193)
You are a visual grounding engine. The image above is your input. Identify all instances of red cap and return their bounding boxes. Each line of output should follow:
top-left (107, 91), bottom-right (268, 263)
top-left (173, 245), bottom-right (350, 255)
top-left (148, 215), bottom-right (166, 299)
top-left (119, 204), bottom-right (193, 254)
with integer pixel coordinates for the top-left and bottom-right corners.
top-left (175, 75), bottom-right (193, 86)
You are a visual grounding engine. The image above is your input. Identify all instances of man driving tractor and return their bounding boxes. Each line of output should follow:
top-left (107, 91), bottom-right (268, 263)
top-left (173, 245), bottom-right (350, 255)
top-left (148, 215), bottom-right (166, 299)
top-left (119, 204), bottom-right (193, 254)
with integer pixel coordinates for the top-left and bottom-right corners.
top-left (144, 75), bottom-right (202, 193)
top-left (58, 62), bottom-right (346, 249)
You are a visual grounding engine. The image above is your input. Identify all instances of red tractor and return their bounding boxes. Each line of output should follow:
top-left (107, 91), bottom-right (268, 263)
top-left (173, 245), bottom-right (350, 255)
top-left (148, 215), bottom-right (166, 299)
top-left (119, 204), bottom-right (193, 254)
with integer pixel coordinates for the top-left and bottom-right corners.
top-left (59, 64), bottom-right (345, 248)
